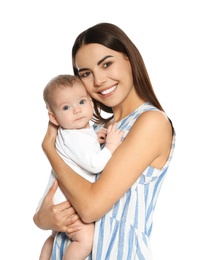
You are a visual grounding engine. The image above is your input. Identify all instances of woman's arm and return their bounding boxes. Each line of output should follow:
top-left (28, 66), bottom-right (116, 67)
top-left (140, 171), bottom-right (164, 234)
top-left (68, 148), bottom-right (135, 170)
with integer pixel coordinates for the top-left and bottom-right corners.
top-left (42, 111), bottom-right (172, 223)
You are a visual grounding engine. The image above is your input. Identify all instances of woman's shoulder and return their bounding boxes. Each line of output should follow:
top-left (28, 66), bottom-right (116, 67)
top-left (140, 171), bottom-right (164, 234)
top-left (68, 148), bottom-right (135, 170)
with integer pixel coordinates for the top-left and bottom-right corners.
top-left (136, 109), bottom-right (171, 131)
top-left (120, 102), bottom-right (159, 123)
top-left (116, 103), bottom-right (163, 132)
top-left (122, 109), bottom-right (174, 170)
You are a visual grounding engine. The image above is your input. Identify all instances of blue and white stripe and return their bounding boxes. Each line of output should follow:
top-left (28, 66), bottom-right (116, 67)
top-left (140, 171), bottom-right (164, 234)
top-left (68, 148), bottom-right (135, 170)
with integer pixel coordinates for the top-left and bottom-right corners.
top-left (51, 102), bottom-right (176, 260)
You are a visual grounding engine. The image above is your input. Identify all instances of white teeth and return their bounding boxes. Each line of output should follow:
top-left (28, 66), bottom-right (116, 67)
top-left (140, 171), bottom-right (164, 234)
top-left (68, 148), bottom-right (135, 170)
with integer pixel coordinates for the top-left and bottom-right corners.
top-left (101, 85), bottom-right (117, 95)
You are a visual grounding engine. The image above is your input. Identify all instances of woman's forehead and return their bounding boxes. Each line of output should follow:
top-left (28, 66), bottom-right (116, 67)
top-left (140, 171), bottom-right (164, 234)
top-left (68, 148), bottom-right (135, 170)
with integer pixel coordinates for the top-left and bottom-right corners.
top-left (75, 44), bottom-right (118, 68)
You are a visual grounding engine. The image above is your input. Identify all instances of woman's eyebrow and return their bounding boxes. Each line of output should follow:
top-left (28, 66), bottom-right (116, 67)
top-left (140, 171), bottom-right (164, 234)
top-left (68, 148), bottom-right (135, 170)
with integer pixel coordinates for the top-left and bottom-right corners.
top-left (78, 55), bottom-right (113, 73)
top-left (97, 55), bottom-right (113, 66)
top-left (78, 68), bottom-right (88, 73)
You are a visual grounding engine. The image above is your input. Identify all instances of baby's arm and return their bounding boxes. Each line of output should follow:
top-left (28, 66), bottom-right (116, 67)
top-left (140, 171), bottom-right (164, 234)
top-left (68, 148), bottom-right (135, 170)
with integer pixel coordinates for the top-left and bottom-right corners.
top-left (61, 125), bottom-right (123, 174)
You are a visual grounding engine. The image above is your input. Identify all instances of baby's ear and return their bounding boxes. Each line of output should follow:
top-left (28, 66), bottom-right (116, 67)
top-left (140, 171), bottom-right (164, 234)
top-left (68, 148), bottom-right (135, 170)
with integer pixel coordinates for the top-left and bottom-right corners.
top-left (48, 111), bottom-right (59, 126)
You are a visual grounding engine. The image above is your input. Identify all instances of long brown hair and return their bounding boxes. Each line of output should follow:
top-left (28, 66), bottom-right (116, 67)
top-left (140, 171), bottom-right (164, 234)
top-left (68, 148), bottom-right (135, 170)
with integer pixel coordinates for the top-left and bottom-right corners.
top-left (72, 23), bottom-right (164, 124)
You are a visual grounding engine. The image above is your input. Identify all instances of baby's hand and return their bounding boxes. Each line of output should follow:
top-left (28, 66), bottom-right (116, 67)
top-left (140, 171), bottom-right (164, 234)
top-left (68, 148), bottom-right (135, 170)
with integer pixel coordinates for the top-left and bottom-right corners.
top-left (105, 124), bottom-right (123, 153)
top-left (97, 128), bottom-right (108, 144)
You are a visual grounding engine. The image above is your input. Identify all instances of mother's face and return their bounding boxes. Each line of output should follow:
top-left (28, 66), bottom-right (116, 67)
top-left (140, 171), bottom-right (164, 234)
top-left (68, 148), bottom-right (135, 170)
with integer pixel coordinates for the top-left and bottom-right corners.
top-left (74, 43), bottom-right (134, 109)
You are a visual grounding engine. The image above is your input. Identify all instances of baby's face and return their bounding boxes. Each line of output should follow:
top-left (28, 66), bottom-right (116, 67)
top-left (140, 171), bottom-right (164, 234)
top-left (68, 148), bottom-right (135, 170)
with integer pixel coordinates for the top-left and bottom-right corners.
top-left (52, 83), bottom-right (93, 129)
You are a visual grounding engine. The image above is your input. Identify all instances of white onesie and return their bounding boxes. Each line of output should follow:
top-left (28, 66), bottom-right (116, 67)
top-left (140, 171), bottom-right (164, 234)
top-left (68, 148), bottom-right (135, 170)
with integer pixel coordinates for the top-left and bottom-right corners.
top-left (37, 126), bottom-right (111, 208)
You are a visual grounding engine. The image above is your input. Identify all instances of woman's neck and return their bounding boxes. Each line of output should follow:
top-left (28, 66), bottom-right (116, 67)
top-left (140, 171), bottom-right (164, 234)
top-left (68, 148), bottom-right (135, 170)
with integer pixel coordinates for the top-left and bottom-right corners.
top-left (111, 96), bottom-right (145, 124)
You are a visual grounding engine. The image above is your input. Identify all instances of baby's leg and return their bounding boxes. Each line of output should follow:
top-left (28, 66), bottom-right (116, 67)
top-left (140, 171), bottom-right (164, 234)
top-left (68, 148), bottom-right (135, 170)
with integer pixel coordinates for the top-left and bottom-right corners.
top-left (63, 220), bottom-right (94, 260)
top-left (39, 232), bottom-right (55, 260)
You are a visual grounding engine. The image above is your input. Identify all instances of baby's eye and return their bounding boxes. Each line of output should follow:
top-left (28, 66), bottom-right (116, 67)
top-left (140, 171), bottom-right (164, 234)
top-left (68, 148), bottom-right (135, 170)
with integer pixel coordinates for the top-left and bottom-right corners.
top-left (79, 99), bottom-right (86, 105)
top-left (63, 105), bottom-right (70, 111)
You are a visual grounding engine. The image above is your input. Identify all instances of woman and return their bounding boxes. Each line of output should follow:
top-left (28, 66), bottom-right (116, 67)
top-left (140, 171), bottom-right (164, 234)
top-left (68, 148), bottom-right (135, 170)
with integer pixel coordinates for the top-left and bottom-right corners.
top-left (34, 23), bottom-right (176, 259)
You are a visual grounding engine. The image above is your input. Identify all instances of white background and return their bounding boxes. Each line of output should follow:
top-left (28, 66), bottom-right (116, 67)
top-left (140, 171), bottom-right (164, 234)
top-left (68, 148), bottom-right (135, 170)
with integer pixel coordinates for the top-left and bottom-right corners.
top-left (1, 0), bottom-right (203, 259)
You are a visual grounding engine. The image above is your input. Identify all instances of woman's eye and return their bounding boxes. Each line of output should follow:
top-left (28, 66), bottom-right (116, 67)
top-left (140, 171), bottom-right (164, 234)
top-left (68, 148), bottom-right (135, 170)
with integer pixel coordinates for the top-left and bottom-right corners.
top-left (63, 105), bottom-right (70, 111)
top-left (79, 71), bottom-right (90, 78)
top-left (103, 61), bottom-right (112, 68)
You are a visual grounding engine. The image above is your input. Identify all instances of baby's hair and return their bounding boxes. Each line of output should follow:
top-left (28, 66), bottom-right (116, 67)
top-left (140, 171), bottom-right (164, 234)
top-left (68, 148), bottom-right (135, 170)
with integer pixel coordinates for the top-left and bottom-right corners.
top-left (43, 74), bottom-right (82, 108)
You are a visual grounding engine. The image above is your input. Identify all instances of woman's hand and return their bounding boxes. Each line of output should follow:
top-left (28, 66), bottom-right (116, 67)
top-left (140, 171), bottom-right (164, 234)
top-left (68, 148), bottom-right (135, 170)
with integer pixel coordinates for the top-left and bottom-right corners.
top-left (42, 121), bottom-right (58, 153)
top-left (33, 180), bottom-right (81, 234)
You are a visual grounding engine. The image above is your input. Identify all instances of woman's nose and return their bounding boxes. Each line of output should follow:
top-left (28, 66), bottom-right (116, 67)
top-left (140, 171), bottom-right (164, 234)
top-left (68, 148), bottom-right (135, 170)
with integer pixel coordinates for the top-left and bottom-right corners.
top-left (94, 72), bottom-right (106, 86)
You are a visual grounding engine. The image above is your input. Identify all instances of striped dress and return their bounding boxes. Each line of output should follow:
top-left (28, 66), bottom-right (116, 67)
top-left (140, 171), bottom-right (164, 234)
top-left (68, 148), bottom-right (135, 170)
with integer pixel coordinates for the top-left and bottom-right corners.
top-left (51, 102), bottom-right (176, 260)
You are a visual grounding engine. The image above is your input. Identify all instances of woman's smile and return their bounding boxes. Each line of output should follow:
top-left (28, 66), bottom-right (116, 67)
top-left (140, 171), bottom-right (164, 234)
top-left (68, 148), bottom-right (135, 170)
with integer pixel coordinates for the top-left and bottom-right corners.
top-left (100, 84), bottom-right (117, 96)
